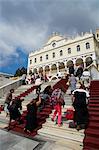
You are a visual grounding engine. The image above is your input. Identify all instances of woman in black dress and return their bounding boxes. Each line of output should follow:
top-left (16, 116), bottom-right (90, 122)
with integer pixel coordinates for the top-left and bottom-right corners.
top-left (8, 97), bottom-right (24, 130)
top-left (24, 94), bottom-right (41, 133)
top-left (72, 90), bottom-right (89, 131)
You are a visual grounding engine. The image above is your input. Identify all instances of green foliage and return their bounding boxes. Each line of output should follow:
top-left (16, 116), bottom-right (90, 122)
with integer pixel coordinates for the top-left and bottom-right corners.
top-left (14, 67), bottom-right (27, 77)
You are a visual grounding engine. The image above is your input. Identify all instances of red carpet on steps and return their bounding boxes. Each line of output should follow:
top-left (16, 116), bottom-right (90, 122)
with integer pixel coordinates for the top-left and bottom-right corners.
top-left (83, 80), bottom-right (99, 150)
top-left (5, 100), bottom-right (52, 139)
top-left (53, 78), bottom-right (68, 93)
top-left (4, 78), bottom-right (69, 139)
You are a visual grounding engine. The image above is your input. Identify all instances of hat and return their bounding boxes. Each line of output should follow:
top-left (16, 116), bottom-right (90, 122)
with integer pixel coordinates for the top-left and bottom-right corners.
top-left (32, 94), bottom-right (38, 100)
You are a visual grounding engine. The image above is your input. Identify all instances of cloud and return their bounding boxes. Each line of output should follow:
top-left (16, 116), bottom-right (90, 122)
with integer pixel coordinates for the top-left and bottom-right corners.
top-left (0, 0), bottom-right (99, 69)
top-left (0, 21), bottom-right (48, 67)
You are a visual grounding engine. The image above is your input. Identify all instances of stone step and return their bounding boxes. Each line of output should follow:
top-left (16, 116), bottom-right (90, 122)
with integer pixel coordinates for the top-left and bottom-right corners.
top-left (0, 122), bottom-right (8, 128)
top-left (0, 129), bottom-right (39, 150)
top-left (0, 98), bottom-right (5, 105)
top-left (17, 84), bottom-right (33, 89)
top-left (43, 120), bottom-right (84, 134)
top-left (0, 112), bottom-right (9, 128)
top-left (64, 95), bottom-right (72, 97)
top-left (52, 138), bottom-right (83, 150)
top-left (38, 126), bottom-right (84, 143)
top-left (40, 138), bottom-right (83, 150)
top-left (64, 103), bottom-right (73, 106)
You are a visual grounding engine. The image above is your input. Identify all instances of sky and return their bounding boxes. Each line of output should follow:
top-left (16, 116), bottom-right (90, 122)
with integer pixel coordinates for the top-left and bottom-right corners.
top-left (0, 0), bottom-right (99, 75)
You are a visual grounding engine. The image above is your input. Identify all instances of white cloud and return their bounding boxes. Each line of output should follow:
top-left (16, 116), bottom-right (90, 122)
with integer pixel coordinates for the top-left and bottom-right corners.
top-left (0, 0), bottom-right (99, 68)
top-left (0, 22), bottom-right (48, 67)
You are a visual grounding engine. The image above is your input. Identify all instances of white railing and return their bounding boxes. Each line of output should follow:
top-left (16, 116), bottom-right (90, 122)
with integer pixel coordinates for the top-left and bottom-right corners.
top-left (0, 77), bottom-right (22, 98)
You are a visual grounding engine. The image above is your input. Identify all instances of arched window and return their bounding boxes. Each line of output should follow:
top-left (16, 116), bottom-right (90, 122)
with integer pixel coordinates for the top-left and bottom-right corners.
top-left (30, 59), bottom-right (32, 64)
top-left (34, 58), bottom-right (36, 63)
top-left (52, 52), bottom-right (55, 58)
top-left (68, 48), bottom-right (71, 54)
top-left (52, 42), bottom-right (56, 47)
top-left (77, 45), bottom-right (80, 52)
top-left (60, 50), bottom-right (63, 56)
top-left (46, 54), bottom-right (48, 60)
top-left (86, 42), bottom-right (90, 49)
top-left (40, 56), bottom-right (42, 61)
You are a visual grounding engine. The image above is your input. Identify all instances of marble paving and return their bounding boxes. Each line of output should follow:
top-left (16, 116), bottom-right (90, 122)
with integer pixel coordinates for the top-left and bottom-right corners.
top-left (0, 129), bottom-right (39, 150)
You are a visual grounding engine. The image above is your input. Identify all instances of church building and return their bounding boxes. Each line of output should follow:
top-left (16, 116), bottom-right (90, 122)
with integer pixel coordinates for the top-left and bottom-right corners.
top-left (27, 29), bottom-right (99, 77)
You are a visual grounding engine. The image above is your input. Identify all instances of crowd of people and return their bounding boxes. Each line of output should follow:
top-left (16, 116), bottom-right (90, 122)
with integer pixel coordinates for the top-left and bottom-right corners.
top-left (22, 72), bottom-right (49, 85)
top-left (2, 67), bottom-right (90, 133)
top-left (3, 84), bottom-right (53, 132)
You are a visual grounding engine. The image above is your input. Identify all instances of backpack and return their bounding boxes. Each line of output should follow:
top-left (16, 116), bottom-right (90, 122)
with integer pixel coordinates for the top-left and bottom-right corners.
top-left (51, 88), bottom-right (64, 106)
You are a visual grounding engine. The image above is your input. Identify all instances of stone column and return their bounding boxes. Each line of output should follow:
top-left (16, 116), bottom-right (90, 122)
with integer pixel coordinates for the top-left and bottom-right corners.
top-left (64, 60), bottom-right (67, 71)
top-left (43, 66), bottom-right (45, 74)
top-left (36, 68), bottom-right (39, 74)
top-left (73, 59), bottom-right (76, 70)
top-left (83, 57), bottom-right (86, 69)
top-left (56, 62), bottom-right (59, 73)
top-left (82, 61), bottom-right (86, 69)
top-left (92, 53), bottom-right (97, 66)
top-left (49, 64), bottom-right (52, 76)
top-left (93, 60), bottom-right (97, 66)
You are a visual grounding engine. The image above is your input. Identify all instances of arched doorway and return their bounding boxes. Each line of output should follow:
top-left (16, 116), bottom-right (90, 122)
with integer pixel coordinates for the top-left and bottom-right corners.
top-left (51, 64), bottom-right (57, 75)
top-left (85, 57), bottom-right (93, 67)
top-left (45, 65), bottom-right (50, 74)
top-left (76, 58), bottom-right (84, 68)
top-left (59, 62), bottom-right (65, 72)
top-left (33, 68), bottom-right (37, 73)
top-left (67, 60), bottom-right (74, 74)
top-left (39, 67), bottom-right (43, 73)
top-left (67, 60), bottom-right (73, 68)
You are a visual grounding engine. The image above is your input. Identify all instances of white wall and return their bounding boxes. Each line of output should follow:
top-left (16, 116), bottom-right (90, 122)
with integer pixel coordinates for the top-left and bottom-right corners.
top-left (28, 32), bottom-right (98, 73)
top-left (90, 67), bottom-right (99, 80)
top-left (0, 78), bottom-right (22, 98)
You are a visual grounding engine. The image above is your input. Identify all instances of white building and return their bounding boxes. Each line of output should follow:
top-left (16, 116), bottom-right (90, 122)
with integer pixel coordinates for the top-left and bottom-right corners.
top-left (27, 29), bottom-right (99, 77)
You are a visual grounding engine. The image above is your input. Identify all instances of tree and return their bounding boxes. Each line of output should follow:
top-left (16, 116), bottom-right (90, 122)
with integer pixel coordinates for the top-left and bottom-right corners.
top-left (14, 67), bottom-right (27, 77)
top-left (20, 67), bottom-right (27, 75)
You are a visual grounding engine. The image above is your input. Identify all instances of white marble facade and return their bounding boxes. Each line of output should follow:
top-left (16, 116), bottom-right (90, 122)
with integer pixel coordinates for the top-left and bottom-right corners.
top-left (27, 29), bottom-right (99, 76)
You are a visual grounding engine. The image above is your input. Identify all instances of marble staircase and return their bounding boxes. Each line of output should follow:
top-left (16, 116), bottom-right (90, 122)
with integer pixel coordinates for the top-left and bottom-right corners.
top-left (0, 80), bottom-right (85, 149)
top-left (0, 80), bottom-right (57, 128)
top-left (38, 87), bottom-right (84, 150)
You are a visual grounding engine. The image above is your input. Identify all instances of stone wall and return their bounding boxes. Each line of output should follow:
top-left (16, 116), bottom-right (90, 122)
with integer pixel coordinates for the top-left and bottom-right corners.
top-left (0, 78), bottom-right (22, 98)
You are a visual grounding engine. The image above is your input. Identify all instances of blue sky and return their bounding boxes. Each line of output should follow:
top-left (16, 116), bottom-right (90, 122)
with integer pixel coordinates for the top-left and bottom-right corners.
top-left (0, 0), bottom-right (99, 75)
top-left (0, 48), bottom-right (28, 74)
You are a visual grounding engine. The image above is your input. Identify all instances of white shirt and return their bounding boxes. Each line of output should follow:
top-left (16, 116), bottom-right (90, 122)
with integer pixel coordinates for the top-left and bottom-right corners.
top-left (83, 71), bottom-right (90, 77)
top-left (72, 89), bottom-right (90, 98)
